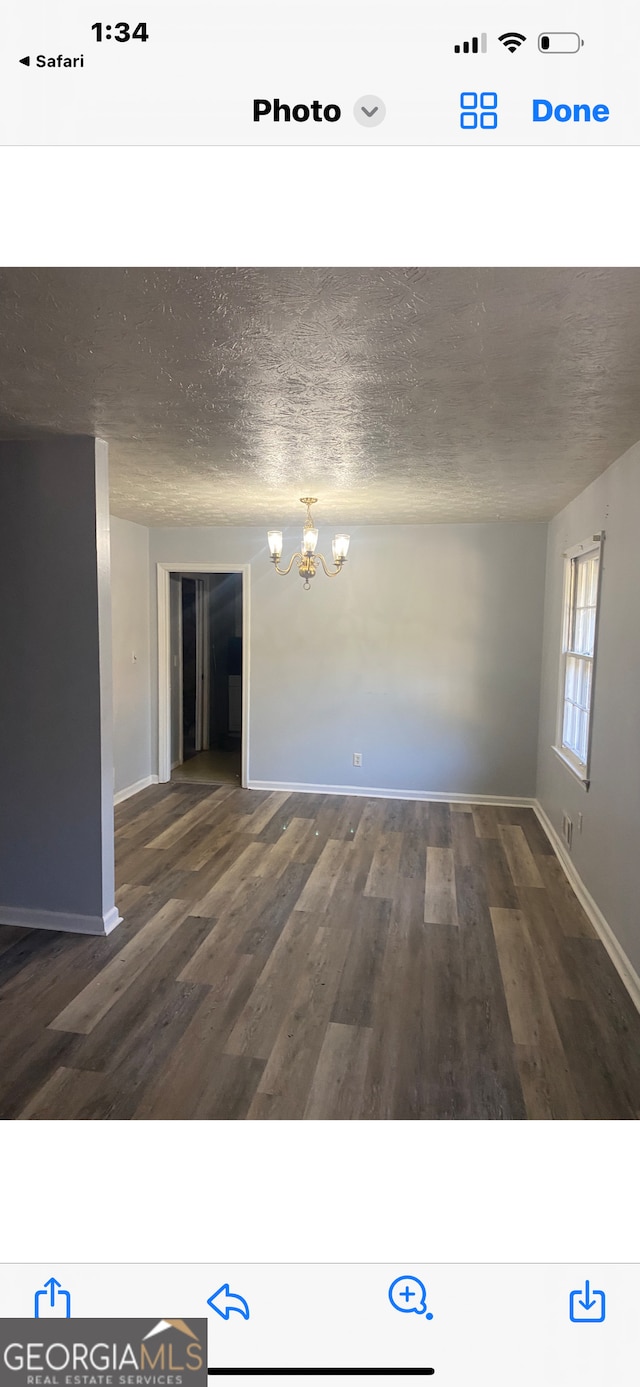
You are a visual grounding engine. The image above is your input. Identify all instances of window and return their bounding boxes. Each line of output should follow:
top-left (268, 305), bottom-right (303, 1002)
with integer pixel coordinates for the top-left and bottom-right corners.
top-left (555, 535), bottom-right (603, 784)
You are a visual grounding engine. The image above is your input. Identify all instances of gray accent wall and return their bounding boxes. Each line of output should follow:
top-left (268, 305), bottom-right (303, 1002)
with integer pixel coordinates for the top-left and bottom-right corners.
top-left (0, 436), bottom-right (118, 933)
top-left (148, 523), bottom-right (547, 798)
top-left (537, 439), bottom-right (640, 977)
top-left (110, 515), bottom-right (152, 795)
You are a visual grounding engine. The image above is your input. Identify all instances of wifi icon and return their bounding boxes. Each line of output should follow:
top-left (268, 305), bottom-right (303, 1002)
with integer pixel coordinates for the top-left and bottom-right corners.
top-left (499, 31), bottom-right (527, 52)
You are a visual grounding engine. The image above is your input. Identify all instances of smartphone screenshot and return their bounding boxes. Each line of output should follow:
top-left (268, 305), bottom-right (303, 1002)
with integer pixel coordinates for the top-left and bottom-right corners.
top-left (0, 4), bottom-right (638, 1387)
top-left (0, 0), bottom-right (637, 145)
top-left (0, 1260), bottom-right (637, 1386)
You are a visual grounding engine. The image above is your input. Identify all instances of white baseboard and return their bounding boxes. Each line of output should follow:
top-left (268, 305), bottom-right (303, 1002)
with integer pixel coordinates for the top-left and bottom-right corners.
top-left (114, 774), bottom-right (158, 806)
top-left (0, 903), bottom-right (122, 936)
top-left (247, 779), bottom-right (534, 807)
top-left (533, 800), bottom-right (640, 1015)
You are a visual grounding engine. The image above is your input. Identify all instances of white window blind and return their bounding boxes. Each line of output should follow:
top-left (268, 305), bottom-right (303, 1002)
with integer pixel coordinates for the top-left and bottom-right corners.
top-left (556, 538), bottom-right (602, 782)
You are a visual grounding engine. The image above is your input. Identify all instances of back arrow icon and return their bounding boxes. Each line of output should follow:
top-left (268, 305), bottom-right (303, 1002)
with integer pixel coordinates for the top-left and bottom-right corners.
top-left (207, 1284), bottom-right (250, 1321)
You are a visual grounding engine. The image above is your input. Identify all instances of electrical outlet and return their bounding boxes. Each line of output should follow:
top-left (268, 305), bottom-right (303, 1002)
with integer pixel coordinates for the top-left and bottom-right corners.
top-left (562, 814), bottom-right (573, 849)
top-left (353, 752), bottom-right (362, 767)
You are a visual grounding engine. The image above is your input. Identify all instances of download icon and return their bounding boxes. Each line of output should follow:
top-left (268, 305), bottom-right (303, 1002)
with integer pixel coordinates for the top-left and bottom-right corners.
top-left (569, 1280), bottom-right (606, 1323)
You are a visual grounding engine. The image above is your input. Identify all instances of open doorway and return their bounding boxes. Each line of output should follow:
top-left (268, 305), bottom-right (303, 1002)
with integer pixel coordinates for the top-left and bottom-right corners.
top-left (160, 567), bottom-right (246, 787)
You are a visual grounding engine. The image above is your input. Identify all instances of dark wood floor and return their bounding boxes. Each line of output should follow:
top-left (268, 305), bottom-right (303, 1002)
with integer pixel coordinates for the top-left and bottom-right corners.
top-left (1, 783), bottom-right (639, 1119)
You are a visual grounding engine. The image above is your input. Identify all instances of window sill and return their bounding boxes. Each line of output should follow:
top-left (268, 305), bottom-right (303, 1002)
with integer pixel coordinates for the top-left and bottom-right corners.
top-left (552, 744), bottom-right (590, 790)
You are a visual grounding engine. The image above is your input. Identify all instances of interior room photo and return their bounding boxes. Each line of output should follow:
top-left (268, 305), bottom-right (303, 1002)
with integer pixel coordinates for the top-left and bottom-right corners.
top-left (0, 266), bottom-right (639, 1121)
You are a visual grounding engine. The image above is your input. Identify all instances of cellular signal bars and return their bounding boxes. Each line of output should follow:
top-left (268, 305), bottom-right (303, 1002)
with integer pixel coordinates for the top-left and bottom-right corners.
top-left (454, 33), bottom-right (487, 53)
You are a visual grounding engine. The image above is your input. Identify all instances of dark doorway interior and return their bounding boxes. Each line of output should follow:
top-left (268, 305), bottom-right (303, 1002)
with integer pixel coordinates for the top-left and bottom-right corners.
top-left (171, 571), bottom-right (243, 786)
top-left (181, 577), bottom-right (198, 761)
top-left (209, 573), bottom-right (242, 755)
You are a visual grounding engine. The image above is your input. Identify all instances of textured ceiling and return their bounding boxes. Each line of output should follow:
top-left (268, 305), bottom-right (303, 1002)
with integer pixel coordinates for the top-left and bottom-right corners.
top-left (1, 267), bottom-right (640, 525)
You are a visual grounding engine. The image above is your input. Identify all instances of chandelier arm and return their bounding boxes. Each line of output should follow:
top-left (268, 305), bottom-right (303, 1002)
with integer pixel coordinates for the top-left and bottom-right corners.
top-left (273, 552), bottom-right (302, 576)
top-left (316, 552), bottom-right (343, 578)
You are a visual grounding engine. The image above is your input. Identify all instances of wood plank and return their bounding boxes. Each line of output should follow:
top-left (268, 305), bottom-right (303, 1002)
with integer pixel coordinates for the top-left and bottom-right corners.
top-left (18, 1066), bottom-right (111, 1120)
top-left (238, 864), bottom-right (311, 957)
top-left (353, 799), bottom-right (385, 846)
top-left (424, 846), bottom-right (457, 926)
top-left (329, 834), bottom-right (374, 900)
top-left (175, 833), bottom-right (256, 905)
top-left (70, 985), bottom-right (210, 1120)
top-left (326, 795), bottom-right (367, 841)
top-left (472, 805), bottom-right (500, 839)
top-left (460, 903), bottom-right (527, 1120)
top-left (236, 791), bottom-right (291, 836)
top-left (364, 831), bottom-right (402, 899)
top-left (361, 912), bottom-right (467, 1119)
top-left (303, 1023), bottom-right (372, 1119)
top-left (517, 885), bottom-right (582, 1002)
top-left (479, 837), bottom-right (520, 909)
top-left (552, 996), bottom-right (638, 1120)
top-left (48, 899), bottom-right (193, 1035)
top-left (253, 818), bottom-right (316, 879)
top-left (562, 935), bottom-right (640, 1108)
top-left (224, 912), bottom-right (319, 1060)
top-left (454, 861), bottom-right (490, 929)
top-left (510, 807), bottom-right (555, 856)
top-left (330, 897), bottom-right (390, 1026)
top-left (69, 915), bottom-right (213, 1071)
top-left (0, 925), bottom-right (36, 960)
top-left (0, 1027), bottom-right (80, 1119)
top-left (515, 1044), bottom-right (582, 1121)
top-left (397, 827), bottom-right (427, 882)
top-left (177, 817), bottom-right (245, 870)
top-left (451, 809), bottom-right (481, 867)
top-left (490, 907), bottom-right (582, 1119)
top-left (114, 783), bottom-right (184, 835)
top-left (133, 954), bottom-right (264, 1119)
top-left (359, 912), bottom-right (418, 1119)
top-left (425, 801), bottom-right (452, 846)
top-left (145, 788), bottom-right (231, 849)
top-left (490, 908), bottom-right (563, 1046)
top-left (498, 825), bottom-right (544, 888)
top-left (188, 1054), bottom-right (266, 1120)
top-left (246, 924), bottom-right (351, 1119)
top-left (189, 842), bottom-right (270, 917)
top-left (535, 855), bottom-right (597, 937)
top-left (422, 923), bottom-right (468, 1119)
top-left (293, 839), bottom-right (347, 913)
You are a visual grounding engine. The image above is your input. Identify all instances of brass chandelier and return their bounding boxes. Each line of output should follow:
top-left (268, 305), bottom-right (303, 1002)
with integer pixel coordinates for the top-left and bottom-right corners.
top-left (267, 498), bottom-right (351, 590)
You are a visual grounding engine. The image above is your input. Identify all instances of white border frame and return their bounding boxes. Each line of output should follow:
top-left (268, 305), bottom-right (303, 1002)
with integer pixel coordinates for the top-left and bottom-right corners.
top-left (554, 532), bottom-right (603, 788)
top-left (157, 562), bottom-right (250, 787)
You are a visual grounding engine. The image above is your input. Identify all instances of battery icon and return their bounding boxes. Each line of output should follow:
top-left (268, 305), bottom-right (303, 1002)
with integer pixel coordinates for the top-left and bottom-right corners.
top-left (538, 33), bottom-right (584, 53)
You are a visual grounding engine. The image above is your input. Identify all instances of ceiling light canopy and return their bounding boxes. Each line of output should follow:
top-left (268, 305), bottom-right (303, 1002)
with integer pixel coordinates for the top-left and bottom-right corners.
top-left (267, 498), bottom-right (351, 590)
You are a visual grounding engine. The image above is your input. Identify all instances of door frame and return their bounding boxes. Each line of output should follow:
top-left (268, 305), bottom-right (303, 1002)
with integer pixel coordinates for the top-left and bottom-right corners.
top-left (157, 563), bottom-right (250, 786)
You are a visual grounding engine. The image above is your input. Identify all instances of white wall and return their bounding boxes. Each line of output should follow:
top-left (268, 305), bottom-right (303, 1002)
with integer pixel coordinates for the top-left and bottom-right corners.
top-left (149, 522), bottom-right (547, 798)
top-left (110, 516), bottom-right (152, 796)
top-left (537, 439), bottom-right (640, 977)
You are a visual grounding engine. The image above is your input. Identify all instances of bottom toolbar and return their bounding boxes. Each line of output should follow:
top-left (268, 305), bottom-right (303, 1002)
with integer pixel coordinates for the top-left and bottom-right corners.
top-left (0, 1265), bottom-right (636, 1386)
